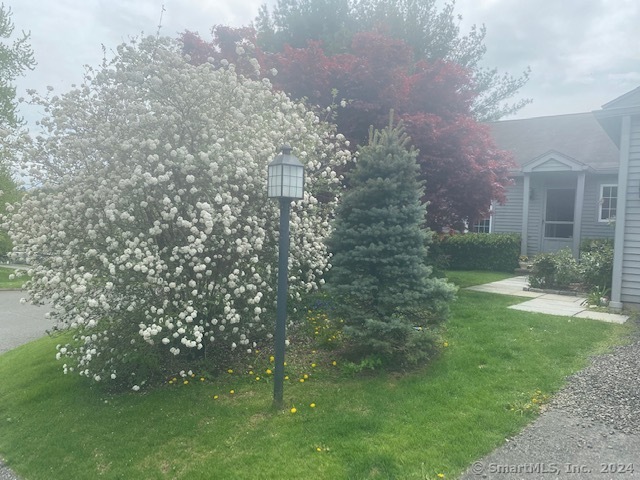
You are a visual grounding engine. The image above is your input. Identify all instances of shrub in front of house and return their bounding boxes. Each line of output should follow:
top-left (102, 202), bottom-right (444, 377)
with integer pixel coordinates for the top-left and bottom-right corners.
top-left (429, 233), bottom-right (520, 272)
top-left (529, 241), bottom-right (613, 292)
top-left (529, 249), bottom-right (581, 289)
top-left (579, 239), bottom-right (614, 290)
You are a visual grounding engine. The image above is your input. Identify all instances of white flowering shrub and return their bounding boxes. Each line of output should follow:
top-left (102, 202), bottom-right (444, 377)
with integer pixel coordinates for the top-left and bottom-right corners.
top-left (3, 36), bottom-right (350, 389)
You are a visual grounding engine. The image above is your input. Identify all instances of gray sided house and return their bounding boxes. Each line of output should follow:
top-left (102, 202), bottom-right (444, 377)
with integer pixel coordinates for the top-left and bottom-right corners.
top-left (487, 86), bottom-right (640, 308)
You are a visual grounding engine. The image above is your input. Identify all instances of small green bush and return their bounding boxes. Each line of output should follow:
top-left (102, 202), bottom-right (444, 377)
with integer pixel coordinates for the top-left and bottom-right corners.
top-left (579, 239), bottom-right (614, 290)
top-left (529, 249), bottom-right (581, 289)
top-left (553, 249), bottom-right (581, 287)
top-left (528, 253), bottom-right (556, 289)
top-left (529, 242), bottom-right (613, 292)
top-left (430, 233), bottom-right (520, 272)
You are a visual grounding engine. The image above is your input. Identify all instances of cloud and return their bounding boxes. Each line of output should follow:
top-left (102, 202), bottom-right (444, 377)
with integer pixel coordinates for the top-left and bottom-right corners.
top-left (6, 0), bottom-right (640, 123)
top-left (452, 0), bottom-right (640, 117)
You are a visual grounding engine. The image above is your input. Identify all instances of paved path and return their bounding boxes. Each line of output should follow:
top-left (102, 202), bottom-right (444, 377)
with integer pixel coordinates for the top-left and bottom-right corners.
top-left (0, 291), bottom-right (51, 355)
top-left (459, 409), bottom-right (640, 480)
top-left (467, 276), bottom-right (629, 324)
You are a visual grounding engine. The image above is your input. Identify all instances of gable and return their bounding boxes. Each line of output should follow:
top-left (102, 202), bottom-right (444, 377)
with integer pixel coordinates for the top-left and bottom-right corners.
top-left (595, 86), bottom-right (640, 146)
top-left (602, 86), bottom-right (640, 110)
top-left (488, 113), bottom-right (619, 173)
top-left (522, 150), bottom-right (590, 173)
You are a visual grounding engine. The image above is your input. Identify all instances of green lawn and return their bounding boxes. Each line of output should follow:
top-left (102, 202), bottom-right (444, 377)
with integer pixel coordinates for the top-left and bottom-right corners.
top-left (0, 266), bottom-right (25, 289)
top-left (0, 271), bottom-right (633, 479)
top-left (444, 269), bottom-right (517, 288)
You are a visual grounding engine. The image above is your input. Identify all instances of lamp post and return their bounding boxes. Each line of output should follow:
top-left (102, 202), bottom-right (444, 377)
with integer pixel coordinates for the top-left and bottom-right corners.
top-left (267, 145), bottom-right (304, 409)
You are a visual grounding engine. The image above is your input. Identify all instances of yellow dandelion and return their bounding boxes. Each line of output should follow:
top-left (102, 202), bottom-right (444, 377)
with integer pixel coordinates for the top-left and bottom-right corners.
top-left (290, 407), bottom-right (297, 414)
top-left (183, 380), bottom-right (189, 385)
top-left (284, 375), bottom-right (289, 380)
top-left (299, 378), bottom-right (305, 383)
top-left (213, 395), bottom-right (219, 400)
top-left (266, 368), bottom-right (272, 375)
top-left (248, 370), bottom-right (254, 375)
top-left (303, 374), bottom-right (309, 379)
top-left (168, 380), bottom-right (174, 384)
top-left (316, 447), bottom-right (322, 452)
top-left (230, 389), bottom-right (235, 394)
top-left (255, 377), bottom-right (261, 381)
top-left (227, 369), bottom-right (233, 374)
top-left (443, 341), bottom-right (449, 347)
top-left (269, 355), bottom-right (274, 362)
top-left (310, 403), bottom-right (316, 408)
top-left (311, 363), bottom-right (317, 368)
top-left (437, 474), bottom-right (445, 479)
top-left (200, 377), bottom-right (205, 382)
top-left (332, 361), bottom-right (337, 366)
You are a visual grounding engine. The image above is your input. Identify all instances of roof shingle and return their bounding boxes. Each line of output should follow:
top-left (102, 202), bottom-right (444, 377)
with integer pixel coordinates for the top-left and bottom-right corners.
top-left (488, 112), bottom-right (619, 172)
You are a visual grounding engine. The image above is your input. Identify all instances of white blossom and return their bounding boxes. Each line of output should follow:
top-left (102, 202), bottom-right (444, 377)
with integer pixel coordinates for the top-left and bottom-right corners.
top-left (2, 35), bottom-right (351, 390)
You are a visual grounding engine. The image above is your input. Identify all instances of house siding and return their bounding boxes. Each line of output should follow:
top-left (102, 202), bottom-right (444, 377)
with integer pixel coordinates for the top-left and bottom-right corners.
top-left (527, 176), bottom-right (545, 255)
top-left (580, 174), bottom-right (617, 241)
top-left (620, 116), bottom-right (640, 304)
top-left (493, 172), bottom-right (617, 257)
top-left (493, 179), bottom-right (523, 234)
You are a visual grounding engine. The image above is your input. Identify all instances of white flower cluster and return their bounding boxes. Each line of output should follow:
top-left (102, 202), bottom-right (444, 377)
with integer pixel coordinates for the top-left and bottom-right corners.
top-left (3, 36), bottom-right (351, 388)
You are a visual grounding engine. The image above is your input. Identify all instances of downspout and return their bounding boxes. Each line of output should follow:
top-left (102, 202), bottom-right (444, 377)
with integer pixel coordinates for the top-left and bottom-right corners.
top-left (610, 115), bottom-right (631, 310)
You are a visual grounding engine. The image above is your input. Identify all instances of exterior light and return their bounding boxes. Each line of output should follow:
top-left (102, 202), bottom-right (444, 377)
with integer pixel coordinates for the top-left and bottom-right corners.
top-left (267, 145), bottom-right (304, 200)
top-left (267, 145), bottom-right (305, 409)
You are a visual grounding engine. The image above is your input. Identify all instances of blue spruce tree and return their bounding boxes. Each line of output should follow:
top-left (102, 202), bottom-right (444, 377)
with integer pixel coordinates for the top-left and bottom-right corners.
top-left (327, 119), bottom-right (456, 366)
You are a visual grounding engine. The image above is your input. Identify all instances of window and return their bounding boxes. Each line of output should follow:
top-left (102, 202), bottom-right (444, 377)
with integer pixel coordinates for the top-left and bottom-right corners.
top-left (599, 184), bottom-right (617, 222)
top-left (472, 218), bottom-right (491, 233)
top-left (472, 204), bottom-right (493, 233)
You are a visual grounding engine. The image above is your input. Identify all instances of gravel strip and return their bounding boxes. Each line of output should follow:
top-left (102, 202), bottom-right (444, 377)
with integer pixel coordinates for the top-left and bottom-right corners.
top-left (0, 459), bottom-right (19, 480)
top-left (460, 317), bottom-right (640, 479)
top-left (550, 331), bottom-right (640, 434)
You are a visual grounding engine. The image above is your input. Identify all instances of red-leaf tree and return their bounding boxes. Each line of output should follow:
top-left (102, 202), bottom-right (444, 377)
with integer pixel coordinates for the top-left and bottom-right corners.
top-left (181, 27), bottom-right (514, 230)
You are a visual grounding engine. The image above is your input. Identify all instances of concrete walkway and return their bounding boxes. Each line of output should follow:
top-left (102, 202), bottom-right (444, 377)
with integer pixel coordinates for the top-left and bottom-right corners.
top-left (467, 276), bottom-right (629, 324)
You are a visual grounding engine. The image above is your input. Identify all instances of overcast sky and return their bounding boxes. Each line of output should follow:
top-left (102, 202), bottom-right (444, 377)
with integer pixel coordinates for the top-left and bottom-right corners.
top-left (7, 0), bottom-right (640, 125)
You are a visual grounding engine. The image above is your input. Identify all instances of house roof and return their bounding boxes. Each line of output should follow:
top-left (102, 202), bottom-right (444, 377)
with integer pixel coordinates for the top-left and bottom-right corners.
top-left (594, 86), bottom-right (640, 146)
top-left (487, 112), bottom-right (620, 174)
top-left (602, 86), bottom-right (640, 110)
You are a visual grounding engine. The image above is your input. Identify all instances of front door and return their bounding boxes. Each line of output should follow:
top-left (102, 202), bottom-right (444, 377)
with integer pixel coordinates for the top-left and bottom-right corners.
top-left (542, 188), bottom-right (575, 253)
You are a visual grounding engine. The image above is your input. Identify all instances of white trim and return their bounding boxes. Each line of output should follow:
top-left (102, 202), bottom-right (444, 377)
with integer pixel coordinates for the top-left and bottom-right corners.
top-left (521, 174), bottom-right (530, 255)
top-left (611, 116), bottom-right (631, 309)
top-left (597, 183), bottom-right (618, 223)
top-left (573, 172), bottom-right (585, 257)
top-left (522, 150), bottom-right (590, 173)
top-left (472, 204), bottom-right (494, 233)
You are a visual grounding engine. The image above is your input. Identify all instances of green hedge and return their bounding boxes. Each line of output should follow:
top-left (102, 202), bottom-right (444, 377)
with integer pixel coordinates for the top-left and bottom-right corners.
top-left (429, 233), bottom-right (520, 272)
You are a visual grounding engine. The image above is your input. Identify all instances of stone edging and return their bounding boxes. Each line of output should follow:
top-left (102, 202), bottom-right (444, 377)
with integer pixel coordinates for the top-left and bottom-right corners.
top-left (523, 286), bottom-right (582, 297)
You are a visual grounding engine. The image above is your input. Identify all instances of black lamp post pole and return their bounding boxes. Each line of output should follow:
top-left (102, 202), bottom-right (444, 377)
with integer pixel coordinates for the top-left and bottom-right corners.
top-left (273, 197), bottom-right (291, 409)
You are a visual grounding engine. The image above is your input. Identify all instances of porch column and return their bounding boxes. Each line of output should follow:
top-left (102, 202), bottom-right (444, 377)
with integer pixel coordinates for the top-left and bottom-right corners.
top-left (572, 171), bottom-right (586, 257)
top-left (611, 115), bottom-right (632, 310)
top-left (521, 174), bottom-right (530, 255)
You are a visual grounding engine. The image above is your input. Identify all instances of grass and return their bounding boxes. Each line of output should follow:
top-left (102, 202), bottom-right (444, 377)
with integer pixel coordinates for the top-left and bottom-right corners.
top-left (443, 269), bottom-right (517, 288)
top-left (0, 266), bottom-right (25, 289)
top-left (0, 270), bottom-right (634, 479)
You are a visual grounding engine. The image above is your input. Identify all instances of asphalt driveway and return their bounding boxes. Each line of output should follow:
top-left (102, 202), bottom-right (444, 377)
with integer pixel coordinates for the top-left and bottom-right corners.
top-left (0, 291), bottom-right (51, 355)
